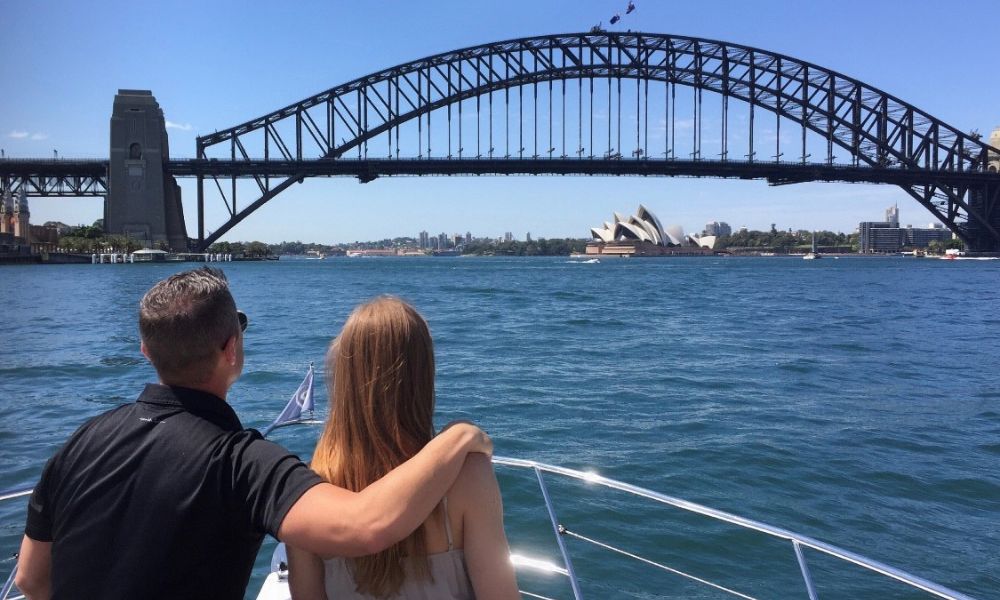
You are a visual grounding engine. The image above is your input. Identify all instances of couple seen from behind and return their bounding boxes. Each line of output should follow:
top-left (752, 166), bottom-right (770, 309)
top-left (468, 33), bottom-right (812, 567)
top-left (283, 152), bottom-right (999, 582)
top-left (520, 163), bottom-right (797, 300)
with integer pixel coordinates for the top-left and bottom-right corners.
top-left (16, 267), bottom-right (519, 600)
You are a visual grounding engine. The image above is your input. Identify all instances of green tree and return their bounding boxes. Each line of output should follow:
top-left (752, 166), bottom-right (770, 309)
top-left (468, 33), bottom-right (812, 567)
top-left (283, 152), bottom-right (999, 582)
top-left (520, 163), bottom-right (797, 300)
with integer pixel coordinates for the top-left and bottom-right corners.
top-left (245, 241), bottom-right (270, 257)
top-left (58, 236), bottom-right (94, 253)
top-left (208, 241), bottom-right (233, 254)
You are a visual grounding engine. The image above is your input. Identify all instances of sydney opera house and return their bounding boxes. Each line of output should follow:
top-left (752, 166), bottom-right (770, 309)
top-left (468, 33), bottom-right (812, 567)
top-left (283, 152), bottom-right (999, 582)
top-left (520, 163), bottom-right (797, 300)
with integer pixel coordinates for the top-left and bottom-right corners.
top-left (586, 205), bottom-right (717, 256)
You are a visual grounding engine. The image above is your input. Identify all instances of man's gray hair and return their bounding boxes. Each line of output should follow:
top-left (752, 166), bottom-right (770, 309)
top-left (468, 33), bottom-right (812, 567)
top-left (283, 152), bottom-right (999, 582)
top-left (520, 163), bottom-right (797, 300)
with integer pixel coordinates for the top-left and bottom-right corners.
top-left (139, 267), bottom-right (239, 383)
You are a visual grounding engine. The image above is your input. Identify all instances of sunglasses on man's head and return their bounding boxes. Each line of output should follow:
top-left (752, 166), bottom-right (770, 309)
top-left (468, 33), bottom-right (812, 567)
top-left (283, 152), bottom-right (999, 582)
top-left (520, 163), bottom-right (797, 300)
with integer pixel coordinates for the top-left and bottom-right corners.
top-left (237, 310), bottom-right (249, 332)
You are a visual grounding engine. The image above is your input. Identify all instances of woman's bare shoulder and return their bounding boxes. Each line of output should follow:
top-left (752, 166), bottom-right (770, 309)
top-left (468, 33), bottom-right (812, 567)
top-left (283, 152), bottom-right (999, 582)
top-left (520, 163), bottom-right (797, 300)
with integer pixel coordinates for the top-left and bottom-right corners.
top-left (449, 453), bottom-right (499, 504)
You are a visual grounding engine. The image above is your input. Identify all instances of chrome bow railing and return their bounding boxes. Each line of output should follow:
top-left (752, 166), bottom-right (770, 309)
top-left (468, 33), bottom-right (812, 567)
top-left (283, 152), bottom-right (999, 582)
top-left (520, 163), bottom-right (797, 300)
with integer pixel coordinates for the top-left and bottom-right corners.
top-left (0, 487), bottom-right (30, 600)
top-left (1, 460), bottom-right (981, 600)
top-left (491, 456), bottom-right (977, 600)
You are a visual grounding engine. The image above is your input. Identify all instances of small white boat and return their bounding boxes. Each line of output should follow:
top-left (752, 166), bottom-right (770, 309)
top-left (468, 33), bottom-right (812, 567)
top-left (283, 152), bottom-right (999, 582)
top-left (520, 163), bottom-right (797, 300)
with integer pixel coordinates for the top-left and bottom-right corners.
top-left (940, 249), bottom-right (997, 260)
top-left (803, 232), bottom-right (822, 260)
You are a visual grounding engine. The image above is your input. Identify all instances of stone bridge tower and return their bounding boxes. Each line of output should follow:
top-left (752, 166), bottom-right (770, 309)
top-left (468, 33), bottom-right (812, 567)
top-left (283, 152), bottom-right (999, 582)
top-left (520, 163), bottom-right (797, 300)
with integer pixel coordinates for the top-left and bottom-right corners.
top-left (106, 90), bottom-right (187, 251)
top-left (989, 127), bottom-right (1000, 173)
top-left (1, 189), bottom-right (31, 244)
top-left (0, 190), bottom-right (12, 235)
top-left (13, 188), bottom-right (29, 241)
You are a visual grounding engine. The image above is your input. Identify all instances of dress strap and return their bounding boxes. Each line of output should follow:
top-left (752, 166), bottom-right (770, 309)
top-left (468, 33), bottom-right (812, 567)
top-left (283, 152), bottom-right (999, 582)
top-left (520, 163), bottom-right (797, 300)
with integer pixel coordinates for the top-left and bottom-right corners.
top-left (442, 496), bottom-right (454, 551)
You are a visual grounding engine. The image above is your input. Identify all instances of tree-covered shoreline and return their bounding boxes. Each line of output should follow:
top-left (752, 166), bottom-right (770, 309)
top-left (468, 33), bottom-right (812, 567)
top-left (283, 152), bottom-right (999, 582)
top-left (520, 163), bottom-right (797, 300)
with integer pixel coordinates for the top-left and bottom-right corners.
top-left (51, 220), bottom-right (964, 257)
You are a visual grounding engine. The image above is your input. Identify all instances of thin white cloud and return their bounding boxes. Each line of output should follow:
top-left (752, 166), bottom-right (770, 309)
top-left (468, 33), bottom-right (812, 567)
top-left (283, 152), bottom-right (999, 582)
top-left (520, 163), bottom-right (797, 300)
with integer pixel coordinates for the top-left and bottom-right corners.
top-left (8, 131), bottom-right (29, 139)
top-left (30, 133), bottom-right (48, 141)
top-left (165, 121), bottom-right (193, 131)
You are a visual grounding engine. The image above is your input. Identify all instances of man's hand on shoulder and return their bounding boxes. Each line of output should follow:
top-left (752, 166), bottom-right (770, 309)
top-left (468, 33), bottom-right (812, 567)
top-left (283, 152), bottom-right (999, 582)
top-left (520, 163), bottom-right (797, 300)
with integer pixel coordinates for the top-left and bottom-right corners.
top-left (279, 420), bottom-right (492, 558)
top-left (439, 421), bottom-right (493, 457)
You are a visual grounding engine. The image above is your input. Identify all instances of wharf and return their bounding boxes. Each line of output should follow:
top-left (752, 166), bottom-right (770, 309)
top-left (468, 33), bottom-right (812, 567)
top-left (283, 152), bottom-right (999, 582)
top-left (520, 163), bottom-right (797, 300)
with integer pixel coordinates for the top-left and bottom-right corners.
top-left (0, 252), bottom-right (92, 265)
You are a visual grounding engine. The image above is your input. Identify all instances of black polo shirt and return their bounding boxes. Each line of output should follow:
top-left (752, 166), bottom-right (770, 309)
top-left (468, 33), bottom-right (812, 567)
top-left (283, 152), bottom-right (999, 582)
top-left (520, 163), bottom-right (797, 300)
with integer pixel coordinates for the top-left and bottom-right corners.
top-left (25, 384), bottom-right (322, 600)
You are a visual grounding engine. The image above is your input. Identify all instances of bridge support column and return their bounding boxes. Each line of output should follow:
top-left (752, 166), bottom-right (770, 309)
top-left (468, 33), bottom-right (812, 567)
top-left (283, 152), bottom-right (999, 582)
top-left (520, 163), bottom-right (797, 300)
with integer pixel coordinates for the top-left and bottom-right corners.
top-left (967, 183), bottom-right (1000, 253)
top-left (197, 175), bottom-right (204, 249)
top-left (106, 90), bottom-right (188, 251)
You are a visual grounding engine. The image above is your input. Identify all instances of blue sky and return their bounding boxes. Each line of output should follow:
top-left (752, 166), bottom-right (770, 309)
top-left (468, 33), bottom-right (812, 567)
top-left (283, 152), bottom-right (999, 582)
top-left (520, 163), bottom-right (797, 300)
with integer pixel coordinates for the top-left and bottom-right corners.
top-left (3, 0), bottom-right (999, 243)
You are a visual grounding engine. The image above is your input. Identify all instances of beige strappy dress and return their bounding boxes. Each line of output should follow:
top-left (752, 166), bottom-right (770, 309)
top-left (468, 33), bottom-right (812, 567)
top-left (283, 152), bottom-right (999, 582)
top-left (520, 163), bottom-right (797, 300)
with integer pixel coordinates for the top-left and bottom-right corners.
top-left (322, 497), bottom-right (474, 599)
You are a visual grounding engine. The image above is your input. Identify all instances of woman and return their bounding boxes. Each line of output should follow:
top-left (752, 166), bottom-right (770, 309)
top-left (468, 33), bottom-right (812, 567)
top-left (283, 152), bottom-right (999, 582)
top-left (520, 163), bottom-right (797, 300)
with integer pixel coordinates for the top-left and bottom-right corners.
top-left (288, 297), bottom-right (519, 600)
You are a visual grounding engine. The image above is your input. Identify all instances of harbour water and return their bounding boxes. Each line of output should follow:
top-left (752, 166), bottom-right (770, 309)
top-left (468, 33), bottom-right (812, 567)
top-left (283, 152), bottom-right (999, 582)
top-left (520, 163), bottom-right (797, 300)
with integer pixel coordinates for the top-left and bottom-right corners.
top-left (1, 256), bottom-right (998, 598)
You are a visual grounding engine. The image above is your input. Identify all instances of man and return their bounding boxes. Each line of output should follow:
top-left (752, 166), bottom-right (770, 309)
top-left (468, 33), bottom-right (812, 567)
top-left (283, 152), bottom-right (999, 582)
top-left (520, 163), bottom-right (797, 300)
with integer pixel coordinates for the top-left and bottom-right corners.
top-left (15, 267), bottom-right (491, 599)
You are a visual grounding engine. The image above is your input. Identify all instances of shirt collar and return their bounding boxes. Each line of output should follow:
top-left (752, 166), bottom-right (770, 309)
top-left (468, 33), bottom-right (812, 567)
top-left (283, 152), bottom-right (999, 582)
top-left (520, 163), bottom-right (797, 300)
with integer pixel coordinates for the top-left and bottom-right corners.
top-left (137, 383), bottom-right (244, 431)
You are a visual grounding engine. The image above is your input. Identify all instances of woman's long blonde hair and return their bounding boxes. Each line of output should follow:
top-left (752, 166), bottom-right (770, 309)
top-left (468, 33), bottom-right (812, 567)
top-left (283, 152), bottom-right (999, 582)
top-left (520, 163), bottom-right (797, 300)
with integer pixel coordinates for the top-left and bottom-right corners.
top-left (311, 296), bottom-right (436, 596)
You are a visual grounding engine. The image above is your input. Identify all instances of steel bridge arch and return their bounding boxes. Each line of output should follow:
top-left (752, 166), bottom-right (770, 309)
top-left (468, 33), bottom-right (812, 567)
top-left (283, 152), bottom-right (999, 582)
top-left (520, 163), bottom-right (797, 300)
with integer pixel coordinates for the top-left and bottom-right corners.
top-left (194, 32), bottom-right (1000, 251)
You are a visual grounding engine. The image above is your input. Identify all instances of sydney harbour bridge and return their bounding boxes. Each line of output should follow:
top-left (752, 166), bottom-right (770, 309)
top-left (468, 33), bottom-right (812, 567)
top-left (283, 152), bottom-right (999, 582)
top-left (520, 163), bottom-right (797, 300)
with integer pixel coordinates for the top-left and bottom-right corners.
top-left (2, 32), bottom-right (1000, 252)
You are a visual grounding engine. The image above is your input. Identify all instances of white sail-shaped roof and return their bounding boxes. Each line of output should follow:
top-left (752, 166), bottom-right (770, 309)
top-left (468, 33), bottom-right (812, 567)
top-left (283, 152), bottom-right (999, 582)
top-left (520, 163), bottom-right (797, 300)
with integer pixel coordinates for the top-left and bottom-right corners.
top-left (629, 215), bottom-right (662, 245)
top-left (637, 205), bottom-right (668, 246)
top-left (590, 226), bottom-right (615, 243)
top-left (693, 235), bottom-right (717, 249)
top-left (589, 204), bottom-right (711, 249)
top-left (663, 224), bottom-right (687, 246)
top-left (615, 221), bottom-right (652, 242)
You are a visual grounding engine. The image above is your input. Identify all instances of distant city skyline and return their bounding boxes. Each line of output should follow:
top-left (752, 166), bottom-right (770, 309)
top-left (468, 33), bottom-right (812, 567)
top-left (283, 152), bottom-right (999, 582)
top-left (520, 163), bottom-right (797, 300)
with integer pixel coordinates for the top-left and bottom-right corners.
top-left (4, 0), bottom-right (999, 243)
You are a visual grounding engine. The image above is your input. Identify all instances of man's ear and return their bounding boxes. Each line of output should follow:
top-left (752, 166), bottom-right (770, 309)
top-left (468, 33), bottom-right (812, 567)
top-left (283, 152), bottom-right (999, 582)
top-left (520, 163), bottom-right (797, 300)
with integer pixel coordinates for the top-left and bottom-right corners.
top-left (222, 335), bottom-right (239, 366)
top-left (140, 341), bottom-right (151, 361)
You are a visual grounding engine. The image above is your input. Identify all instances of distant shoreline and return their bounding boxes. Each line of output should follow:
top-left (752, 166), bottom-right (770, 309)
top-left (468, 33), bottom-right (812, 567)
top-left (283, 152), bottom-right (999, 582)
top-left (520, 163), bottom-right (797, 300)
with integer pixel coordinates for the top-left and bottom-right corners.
top-left (5, 252), bottom-right (993, 266)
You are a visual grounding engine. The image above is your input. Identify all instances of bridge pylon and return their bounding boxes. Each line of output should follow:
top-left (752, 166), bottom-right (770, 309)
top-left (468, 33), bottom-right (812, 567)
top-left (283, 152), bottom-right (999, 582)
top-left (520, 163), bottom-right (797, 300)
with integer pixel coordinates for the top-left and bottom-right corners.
top-left (106, 90), bottom-right (188, 251)
top-left (967, 183), bottom-right (1000, 253)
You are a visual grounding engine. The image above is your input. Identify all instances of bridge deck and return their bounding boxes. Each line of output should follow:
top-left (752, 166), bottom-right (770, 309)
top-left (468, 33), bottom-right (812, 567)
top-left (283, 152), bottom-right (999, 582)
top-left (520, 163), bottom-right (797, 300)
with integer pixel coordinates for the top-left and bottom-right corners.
top-left (166, 158), bottom-right (1000, 187)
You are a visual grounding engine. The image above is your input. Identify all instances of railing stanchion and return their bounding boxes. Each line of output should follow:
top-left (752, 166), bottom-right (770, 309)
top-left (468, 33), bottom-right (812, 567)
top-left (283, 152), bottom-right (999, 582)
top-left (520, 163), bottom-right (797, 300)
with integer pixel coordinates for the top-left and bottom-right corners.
top-left (793, 540), bottom-right (819, 600)
top-left (1, 561), bottom-right (18, 600)
top-left (534, 466), bottom-right (584, 600)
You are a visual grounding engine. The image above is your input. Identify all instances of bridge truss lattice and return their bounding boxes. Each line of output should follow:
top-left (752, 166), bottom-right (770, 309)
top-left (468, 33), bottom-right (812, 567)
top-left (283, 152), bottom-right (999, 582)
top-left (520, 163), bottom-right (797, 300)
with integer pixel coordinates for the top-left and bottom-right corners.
top-left (111, 34), bottom-right (1000, 251)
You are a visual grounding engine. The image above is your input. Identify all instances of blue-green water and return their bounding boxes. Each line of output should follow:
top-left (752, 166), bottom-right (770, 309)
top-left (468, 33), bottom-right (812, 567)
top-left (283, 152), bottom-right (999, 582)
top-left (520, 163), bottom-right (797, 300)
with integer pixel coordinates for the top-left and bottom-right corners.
top-left (1, 257), bottom-right (998, 599)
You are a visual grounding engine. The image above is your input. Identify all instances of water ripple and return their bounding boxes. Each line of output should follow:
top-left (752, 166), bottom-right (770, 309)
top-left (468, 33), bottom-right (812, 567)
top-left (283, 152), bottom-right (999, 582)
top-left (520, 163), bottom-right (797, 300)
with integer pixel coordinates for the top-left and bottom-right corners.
top-left (1, 257), bottom-right (998, 599)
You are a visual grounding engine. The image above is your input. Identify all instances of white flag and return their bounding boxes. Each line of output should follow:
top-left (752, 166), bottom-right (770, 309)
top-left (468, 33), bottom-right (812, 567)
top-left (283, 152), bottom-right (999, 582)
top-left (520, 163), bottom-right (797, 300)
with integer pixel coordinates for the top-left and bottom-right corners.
top-left (262, 365), bottom-right (314, 437)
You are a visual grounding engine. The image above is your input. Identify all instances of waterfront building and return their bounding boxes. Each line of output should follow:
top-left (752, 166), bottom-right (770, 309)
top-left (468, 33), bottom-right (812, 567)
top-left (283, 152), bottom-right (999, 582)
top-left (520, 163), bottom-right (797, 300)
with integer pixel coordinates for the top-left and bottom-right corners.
top-left (42, 221), bottom-right (74, 236)
top-left (859, 221), bottom-right (903, 253)
top-left (438, 232), bottom-right (448, 249)
top-left (29, 224), bottom-right (59, 253)
top-left (0, 190), bottom-right (13, 236)
top-left (590, 205), bottom-right (676, 246)
top-left (526, 232), bottom-right (531, 243)
top-left (859, 206), bottom-right (952, 252)
top-left (588, 205), bottom-right (714, 256)
top-left (0, 232), bottom-right (18, 253)
top-left (0, 189), bottom-right (31, 244)
top-left (418, 230), bottom-right (429, 248)
top-left (704, 221), bottom-right (732, 237)
top-left (886, 204), bottom-right (899, 227)
top-left (504, 231), bottom-right (514, 242)
top-left (465, 231), bottom-right (472, 245)
top-left (905, 224), bottom-right (951, 248)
